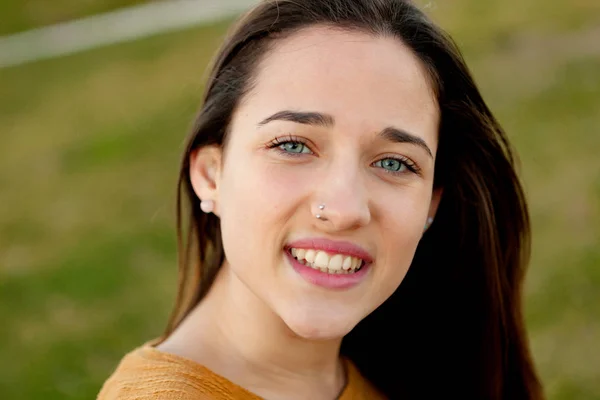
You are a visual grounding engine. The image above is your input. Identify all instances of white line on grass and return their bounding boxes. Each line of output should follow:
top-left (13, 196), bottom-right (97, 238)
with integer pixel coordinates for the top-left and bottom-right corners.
top-left (0, 0), bottom-right (258, 68)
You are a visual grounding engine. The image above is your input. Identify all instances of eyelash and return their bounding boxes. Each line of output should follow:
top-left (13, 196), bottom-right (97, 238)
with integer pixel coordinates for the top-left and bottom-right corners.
top-left (379, 155), bottom-right (421, 175)
top-left (266, 135), bottom-right (309, 156)
top-left (266, 135), bottom-right (421, 176)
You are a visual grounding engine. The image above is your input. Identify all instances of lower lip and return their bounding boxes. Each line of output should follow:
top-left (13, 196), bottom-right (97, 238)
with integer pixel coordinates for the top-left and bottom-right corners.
top-left (285, 251), bottom-right (370, 290)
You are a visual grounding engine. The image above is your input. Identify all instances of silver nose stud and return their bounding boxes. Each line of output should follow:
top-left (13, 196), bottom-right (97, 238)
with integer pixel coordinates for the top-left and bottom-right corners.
top-left (315, 204), bottom-right (328, 221)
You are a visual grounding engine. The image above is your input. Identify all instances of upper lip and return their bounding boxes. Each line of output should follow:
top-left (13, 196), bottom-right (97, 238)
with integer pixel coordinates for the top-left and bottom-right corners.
top-left (286, 237), bottom-right (374, 263)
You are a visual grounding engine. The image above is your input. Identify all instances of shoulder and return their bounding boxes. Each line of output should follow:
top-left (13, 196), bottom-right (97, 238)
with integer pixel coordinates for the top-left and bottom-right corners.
top-left (97, 345), bottom-right (231, 400)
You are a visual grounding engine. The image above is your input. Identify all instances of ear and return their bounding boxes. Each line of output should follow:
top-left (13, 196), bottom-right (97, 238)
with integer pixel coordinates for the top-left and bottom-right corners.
top-left (428, 187), bottom-right (443, 219)
top-left (189, 145), bottom-right (223, 216)
top-left (423, 187), bottom-right (443, 233)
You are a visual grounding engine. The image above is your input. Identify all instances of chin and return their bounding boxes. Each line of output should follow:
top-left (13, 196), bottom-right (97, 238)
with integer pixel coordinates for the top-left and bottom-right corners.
top-left (282, 310), bottom-right (358, 341)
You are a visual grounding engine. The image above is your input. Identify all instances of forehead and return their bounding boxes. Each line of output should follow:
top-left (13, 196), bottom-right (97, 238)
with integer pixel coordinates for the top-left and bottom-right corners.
top-left (238, 26), bottom-right (439, 148)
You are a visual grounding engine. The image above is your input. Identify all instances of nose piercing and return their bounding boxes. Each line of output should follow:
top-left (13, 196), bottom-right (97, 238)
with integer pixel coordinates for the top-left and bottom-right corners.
top-left (315, 204), bottom-right (328, 221)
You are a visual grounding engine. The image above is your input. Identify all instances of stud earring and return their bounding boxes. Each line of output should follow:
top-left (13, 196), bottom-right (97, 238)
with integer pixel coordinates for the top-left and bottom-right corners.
top-left (424, 217), bottom-right (434, 231)
top-left (200, 199), bottom-right (215, 214)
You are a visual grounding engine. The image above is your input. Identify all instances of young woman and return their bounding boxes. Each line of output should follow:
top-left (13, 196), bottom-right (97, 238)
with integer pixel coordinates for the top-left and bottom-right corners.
top-left (98, 0), bottom-right (544, 398)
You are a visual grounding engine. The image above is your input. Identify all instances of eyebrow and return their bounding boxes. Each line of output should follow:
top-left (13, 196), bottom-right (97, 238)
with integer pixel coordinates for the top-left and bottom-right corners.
top-left (258, 110), bottom-right (432, 158)
top-left (258, 110), bottom-right (334, 128)
top-left (379, 127), bottom-right (433, 158)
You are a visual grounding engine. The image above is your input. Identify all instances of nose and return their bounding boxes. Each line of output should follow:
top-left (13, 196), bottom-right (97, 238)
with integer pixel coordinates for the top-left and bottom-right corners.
top-left (312, 162), bottom-right (371, 231)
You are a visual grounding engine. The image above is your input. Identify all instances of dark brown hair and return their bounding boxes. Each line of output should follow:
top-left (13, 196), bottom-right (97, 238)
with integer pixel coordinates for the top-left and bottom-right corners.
top-left (165, 0), bottom-right (544, 398)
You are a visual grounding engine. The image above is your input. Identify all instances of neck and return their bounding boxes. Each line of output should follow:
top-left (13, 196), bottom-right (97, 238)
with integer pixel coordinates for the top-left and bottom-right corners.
top-left (160, 261), bottom-right (346, 399)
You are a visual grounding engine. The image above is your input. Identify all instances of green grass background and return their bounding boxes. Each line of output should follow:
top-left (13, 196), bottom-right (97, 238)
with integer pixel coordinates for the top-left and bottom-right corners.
top-left (0, 0), bottom-right (599, 399)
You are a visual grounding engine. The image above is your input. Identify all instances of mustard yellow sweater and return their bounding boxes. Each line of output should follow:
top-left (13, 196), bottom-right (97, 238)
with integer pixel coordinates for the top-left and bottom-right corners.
top-left (98, 345), bottom-right (384, 399)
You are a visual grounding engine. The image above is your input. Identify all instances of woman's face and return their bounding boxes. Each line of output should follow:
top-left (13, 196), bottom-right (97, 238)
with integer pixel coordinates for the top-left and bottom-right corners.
top-left (193, 26), bottom-right (440, 340)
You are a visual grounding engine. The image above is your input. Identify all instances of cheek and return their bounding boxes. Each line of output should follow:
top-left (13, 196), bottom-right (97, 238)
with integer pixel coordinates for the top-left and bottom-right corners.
top-left (375, 190), bottom-right (430, 277)
top-left (218, 152), bottom-right (312, 263)
top-left (223, 153), bottom-right (314, 215)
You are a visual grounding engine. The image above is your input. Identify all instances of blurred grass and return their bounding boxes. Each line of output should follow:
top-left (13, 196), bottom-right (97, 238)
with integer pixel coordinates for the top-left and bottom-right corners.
top-left (0, 0), bottom-right (599, 399)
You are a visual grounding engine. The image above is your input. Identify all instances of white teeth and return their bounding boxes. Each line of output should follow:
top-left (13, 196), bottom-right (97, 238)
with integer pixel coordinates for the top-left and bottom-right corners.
top-left (290, 248), bottom-right (364, 274)
top-left (296, 249), bottom-right (306, 260)
top-left (304, 249), bottom-right (316, 263)
top-left (314, 251), bottom-right (330, 268)
top-left (329, 254), bottom-right (343, 270)
top-left (342, 256), bottom-right (352, 271)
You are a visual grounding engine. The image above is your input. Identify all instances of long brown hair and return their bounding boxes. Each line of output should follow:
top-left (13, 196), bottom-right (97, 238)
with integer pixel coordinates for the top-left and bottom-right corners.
top-left (164, 0), bottom-right (544, 398)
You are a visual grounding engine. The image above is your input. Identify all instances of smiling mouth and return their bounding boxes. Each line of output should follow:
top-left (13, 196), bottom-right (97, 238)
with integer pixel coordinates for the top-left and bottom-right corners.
top-left (288, 248), bottom-right (364, 274)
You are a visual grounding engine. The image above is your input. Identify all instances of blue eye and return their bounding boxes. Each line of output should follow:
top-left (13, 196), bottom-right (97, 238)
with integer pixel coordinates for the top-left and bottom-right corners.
top-left (267, 136), bottom-right (313, 156)
top-left (279, 141), bottom-right (311, 154)
top-left (375, 158), bottom-right (408, 173)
